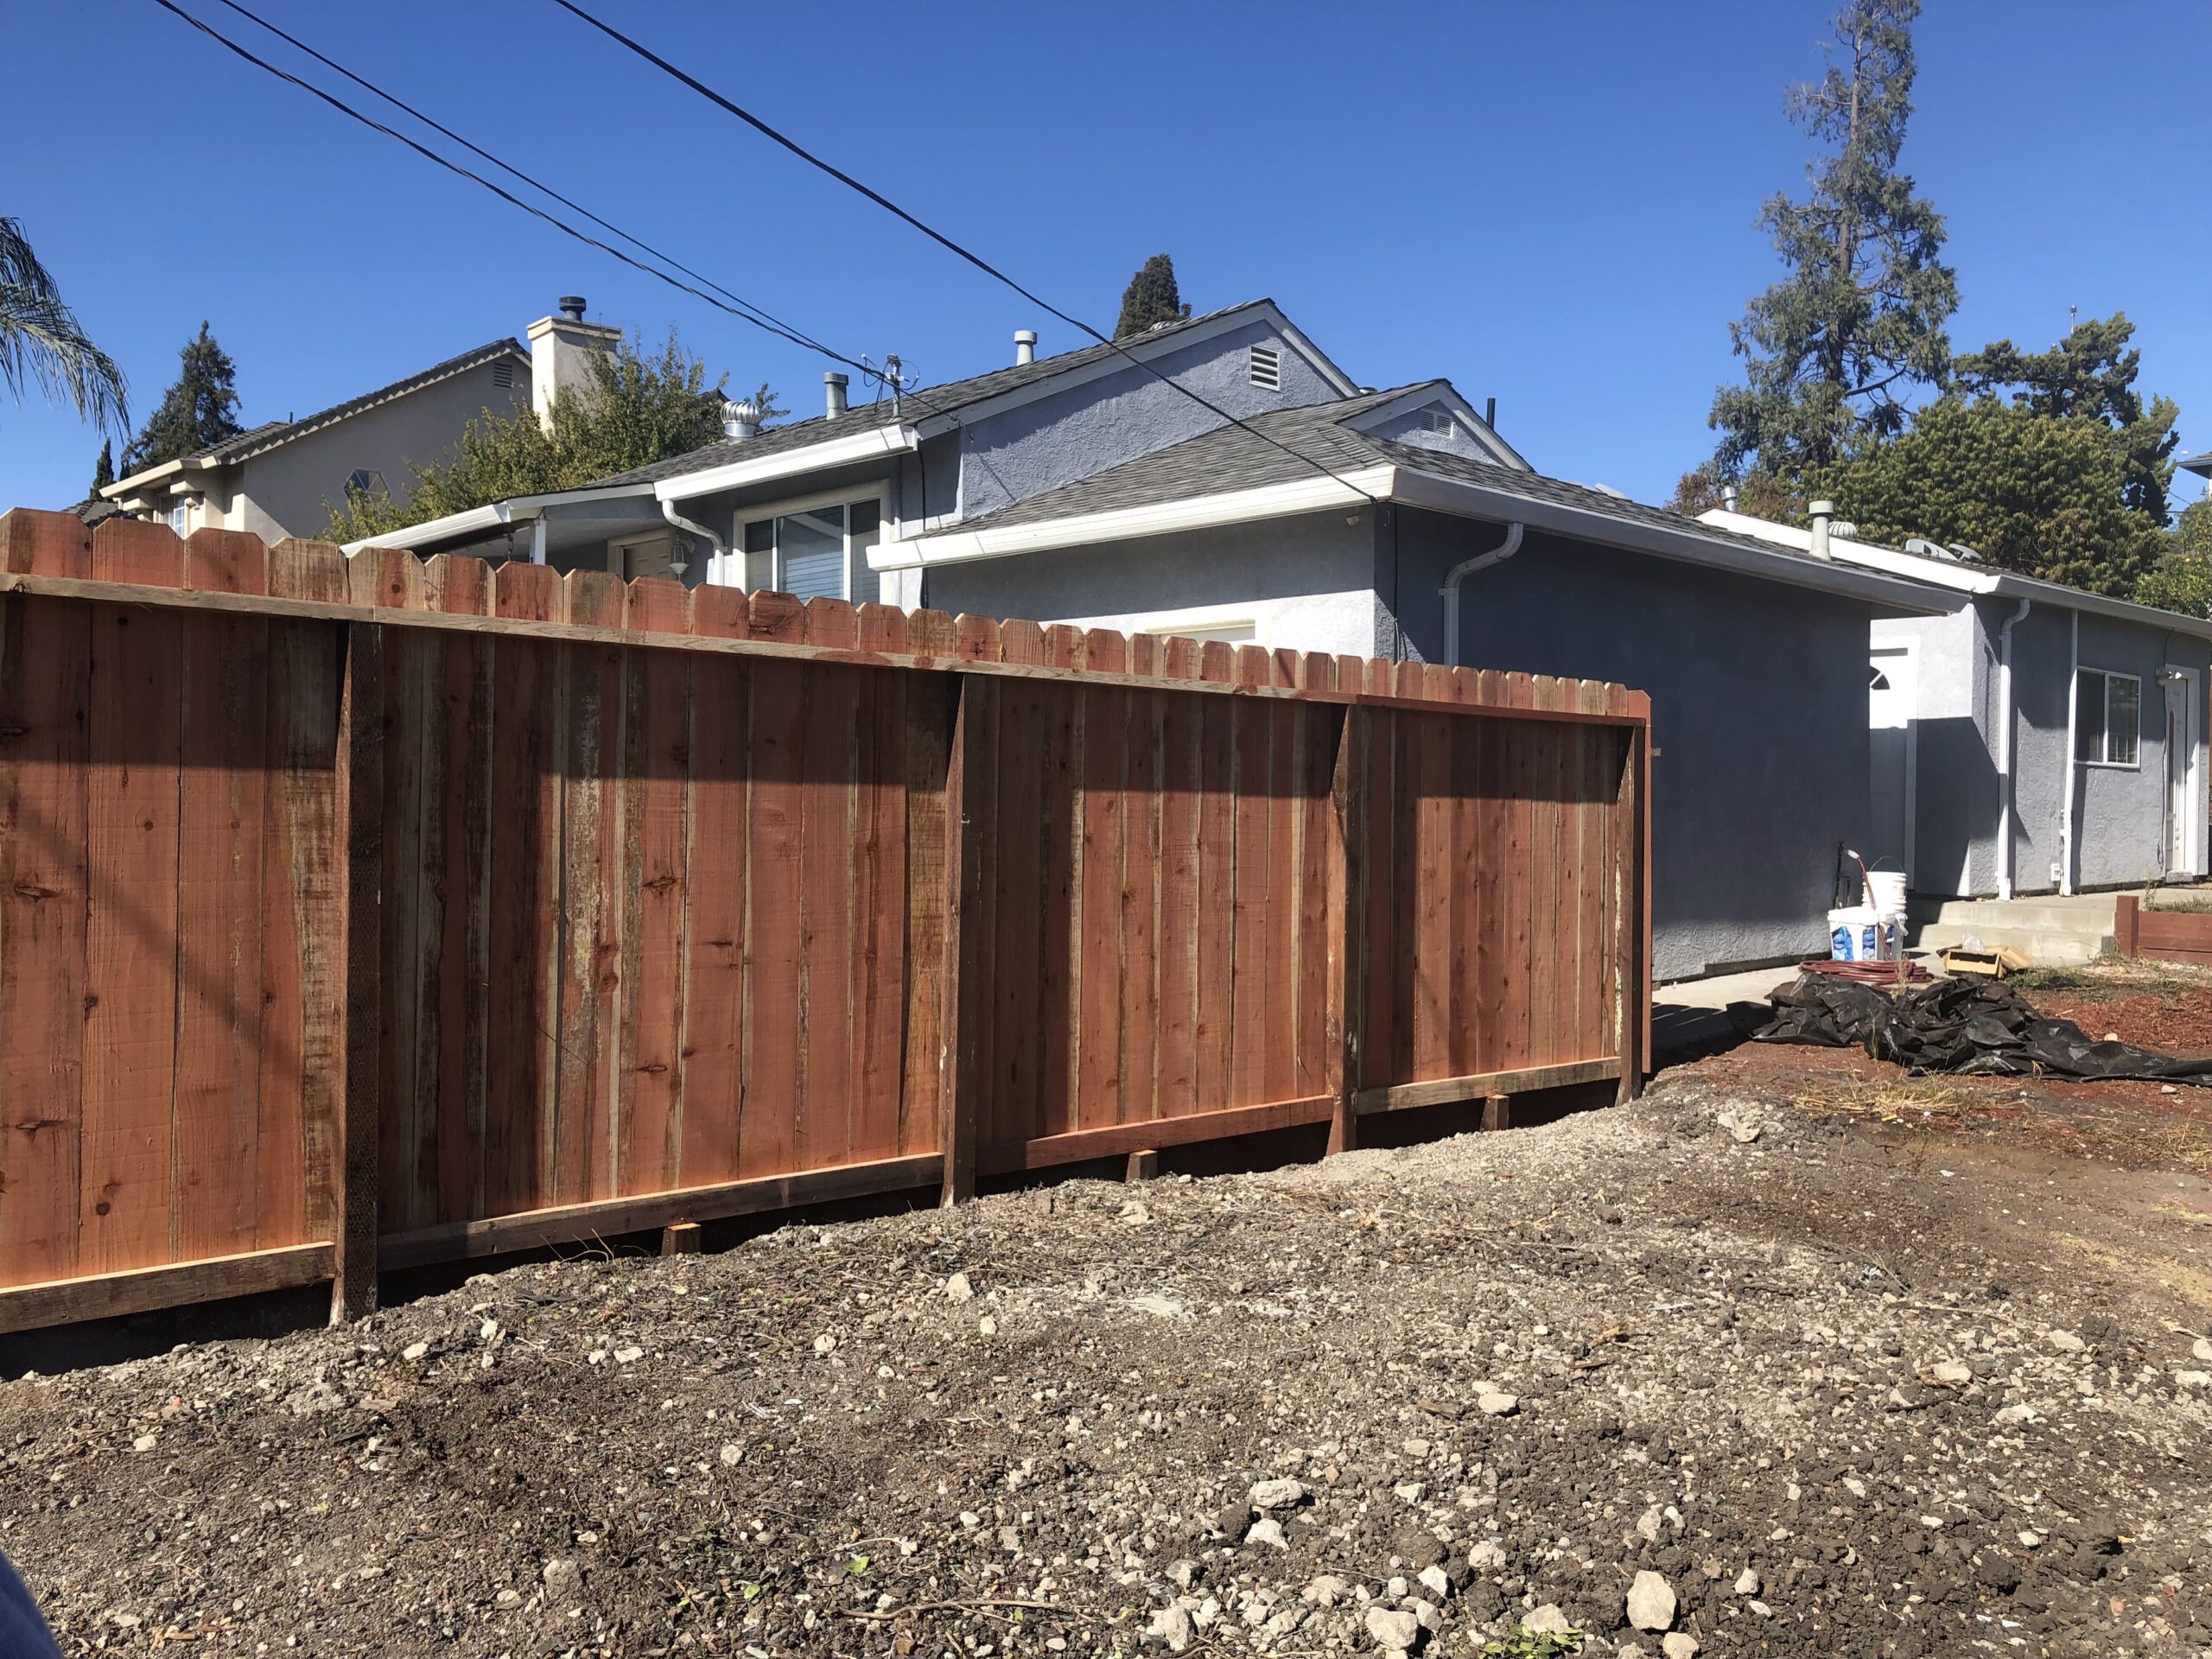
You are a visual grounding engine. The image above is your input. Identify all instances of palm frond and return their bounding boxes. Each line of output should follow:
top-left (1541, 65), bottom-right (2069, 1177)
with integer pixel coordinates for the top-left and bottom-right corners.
top-left (0, 217), bottom-right (130, 435)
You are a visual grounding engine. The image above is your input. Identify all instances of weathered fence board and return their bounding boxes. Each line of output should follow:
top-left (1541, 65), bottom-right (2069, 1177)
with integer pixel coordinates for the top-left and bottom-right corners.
top-left (0, 510), bottom-right (1650, 1333)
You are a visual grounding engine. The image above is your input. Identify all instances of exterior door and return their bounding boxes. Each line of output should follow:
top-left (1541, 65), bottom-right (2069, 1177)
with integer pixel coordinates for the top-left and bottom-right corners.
top-left (2166, 670), bottom-right (2196, 877)
top-left (1868, 645), bottom-right (1916, 878)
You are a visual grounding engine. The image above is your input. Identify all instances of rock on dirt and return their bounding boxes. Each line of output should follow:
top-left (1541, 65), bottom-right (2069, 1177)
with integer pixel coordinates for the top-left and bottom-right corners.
top-left (3, 1061), bottom-right (2211, 1658)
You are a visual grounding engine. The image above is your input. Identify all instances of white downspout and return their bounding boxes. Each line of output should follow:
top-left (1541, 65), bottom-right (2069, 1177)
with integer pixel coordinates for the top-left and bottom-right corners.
top-left (660, 499), bottom-right (727, 584)
top-left (2059, 608), bottom-right (2081, 895)
top-left (1438, 523), bottom-right (1525, 669)
top-left (529, 514), bottom-right (548, 566)
top-left (1994, 597), bottom-right (2031, 899)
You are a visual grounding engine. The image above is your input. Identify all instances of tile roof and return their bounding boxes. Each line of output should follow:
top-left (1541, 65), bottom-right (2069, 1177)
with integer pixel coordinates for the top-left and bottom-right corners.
top-left (938, 387), bottom-right (1853, 572)
top-left (584, 301), bottom-right (1278, 489)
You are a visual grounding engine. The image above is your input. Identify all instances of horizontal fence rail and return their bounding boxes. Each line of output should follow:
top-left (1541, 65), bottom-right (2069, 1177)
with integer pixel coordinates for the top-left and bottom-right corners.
top-left (0, 510), bottom-right (1649, 1334)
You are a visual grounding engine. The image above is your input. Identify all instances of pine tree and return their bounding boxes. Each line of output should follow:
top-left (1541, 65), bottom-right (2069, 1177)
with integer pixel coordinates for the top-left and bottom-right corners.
top-left (1707, 0), bottom-right (1957, 484)
top-left (121, 321), bottom-right (244, 473)
top-left (1954, 313), bottom-right (2178, 525)
top-left (90, 439), bottom-right (114, 494)
top-left (1114, 255), bottom-right (1189, 339)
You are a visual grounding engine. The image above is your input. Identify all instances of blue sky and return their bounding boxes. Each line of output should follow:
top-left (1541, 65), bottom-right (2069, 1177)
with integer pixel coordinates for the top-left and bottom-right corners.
top-left (4, 0), bottom-right (2208, 517)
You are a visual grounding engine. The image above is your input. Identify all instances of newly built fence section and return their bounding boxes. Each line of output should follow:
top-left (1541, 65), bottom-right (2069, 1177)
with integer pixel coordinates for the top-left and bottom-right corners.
top-left (0, 509), bottom-right (1649, 1335)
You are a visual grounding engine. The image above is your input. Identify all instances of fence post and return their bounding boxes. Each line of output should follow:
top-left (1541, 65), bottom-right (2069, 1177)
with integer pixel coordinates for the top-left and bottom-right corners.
top-left (2114, 893), bottom-right (2139, 959)
top-left (331, 620), bottom-right (385, 1323)
top-left (1325, 705), bottom-right (1371, 1154)
top-left (938, 673), bottom-right (994, 1205)
top-left (1615, 698), bottom-right (1651, 1104)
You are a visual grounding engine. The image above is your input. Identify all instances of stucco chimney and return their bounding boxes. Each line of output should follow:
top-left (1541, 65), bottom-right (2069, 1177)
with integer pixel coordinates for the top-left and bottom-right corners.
top-left (1014, 329), bottom-right (1037, 366)
top-left (1808, 499), bottom-right (1836, 560)
top-left (527, 296), bottom-right (622, 431)
top-left (824, 372), bottom-right (849, 417)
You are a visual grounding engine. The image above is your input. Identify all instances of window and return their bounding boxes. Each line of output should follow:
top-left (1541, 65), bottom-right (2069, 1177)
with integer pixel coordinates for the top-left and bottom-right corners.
top-left (2075, 669), bottom-right (2140, 767)
top-left (1248, 345), bottom-right (1281, 391)
top-left (346, 468), bottom-right (387, 500)
top-left (167, 499), bottom-right (191, 535)
top-left (739, 496), bottom-right (882, 603)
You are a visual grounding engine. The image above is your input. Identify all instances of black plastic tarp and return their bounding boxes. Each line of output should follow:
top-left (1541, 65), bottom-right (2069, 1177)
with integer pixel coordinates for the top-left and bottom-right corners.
top-left (1753, 971), bottom-right (2212, 1085)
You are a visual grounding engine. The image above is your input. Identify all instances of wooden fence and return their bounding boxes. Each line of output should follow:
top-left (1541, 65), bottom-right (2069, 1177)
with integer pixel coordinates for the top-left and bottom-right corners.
top-left (0, 509), bottom-right (1649, 1334)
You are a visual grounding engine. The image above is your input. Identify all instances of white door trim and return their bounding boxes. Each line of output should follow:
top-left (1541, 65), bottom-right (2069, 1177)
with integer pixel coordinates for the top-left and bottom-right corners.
top-left (2163, 663), bottom-right (2202, 877)
top-left (1869, 641), bottom-right (1919, 884)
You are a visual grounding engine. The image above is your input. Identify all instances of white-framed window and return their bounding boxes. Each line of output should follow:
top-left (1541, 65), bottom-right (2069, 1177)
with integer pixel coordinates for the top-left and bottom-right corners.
top-left (2075, 668), bottom-right (2141, 767)
top-left (736, 488), bottom-right (884, 603)
top-left (167, 498), bottom-right (192, 535)
top-left (1248, 345), bottom-right (1281, 391)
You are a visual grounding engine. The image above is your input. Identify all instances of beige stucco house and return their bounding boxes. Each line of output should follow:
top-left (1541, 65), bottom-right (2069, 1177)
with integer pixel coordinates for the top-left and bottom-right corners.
top-left (99, 297), bottom-right (619, 542)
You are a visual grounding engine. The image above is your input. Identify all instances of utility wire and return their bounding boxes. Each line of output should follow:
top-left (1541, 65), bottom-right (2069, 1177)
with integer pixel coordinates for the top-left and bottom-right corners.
top-left (203, 0), bottom-right (848, 370)
top-left (544, 0), bottom-right (1382, 504)
top-left (149, 0), bottom-right (950, 422)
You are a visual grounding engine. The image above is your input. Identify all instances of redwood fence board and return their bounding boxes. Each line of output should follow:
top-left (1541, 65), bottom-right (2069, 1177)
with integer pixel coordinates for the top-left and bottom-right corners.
top-left (0, 509), bottom-right (1650, 1332)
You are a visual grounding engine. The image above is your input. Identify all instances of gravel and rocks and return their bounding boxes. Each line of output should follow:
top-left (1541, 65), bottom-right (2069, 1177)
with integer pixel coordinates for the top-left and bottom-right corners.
top-left (3, 1052), bottom-right (2209, 1656)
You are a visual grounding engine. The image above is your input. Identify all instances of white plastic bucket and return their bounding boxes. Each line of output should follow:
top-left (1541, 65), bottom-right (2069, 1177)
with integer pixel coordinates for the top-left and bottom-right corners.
top-left (1828, 906), bottom-right (1898, 963)
top-left (1865, 870), bottom-right (1908, 917)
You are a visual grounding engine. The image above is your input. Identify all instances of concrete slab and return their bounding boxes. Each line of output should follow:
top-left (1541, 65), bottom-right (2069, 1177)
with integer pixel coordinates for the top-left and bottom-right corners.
top-left (1652, 963), bottom-right (1802, 1055)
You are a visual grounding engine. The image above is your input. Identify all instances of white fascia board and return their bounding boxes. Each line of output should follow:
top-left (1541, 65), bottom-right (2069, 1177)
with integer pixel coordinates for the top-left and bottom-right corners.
top-left (343, 503), bottom-right (512, 556)
top-left (338, 482), bottom-right (664, 555)
top-left (1396, 472), bottom-right (1948, 611)
top-left (1699, 507), bottom-right (2212, 639)
top-left (873, 467), bottom-right (1395, 570)
top-left (1343, 382), bottom-right (1529, 472)
top-left (653, 424), bottom-right (918, 503)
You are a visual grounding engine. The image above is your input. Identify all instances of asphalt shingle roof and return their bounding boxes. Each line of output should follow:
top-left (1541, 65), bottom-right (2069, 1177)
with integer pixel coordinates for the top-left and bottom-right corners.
top-left (133, 340), bottom-right (527, 478)
top-left (938, 387), bottom-right (1850, 572)
top-left (584, 301), bottom-right (1277, 489)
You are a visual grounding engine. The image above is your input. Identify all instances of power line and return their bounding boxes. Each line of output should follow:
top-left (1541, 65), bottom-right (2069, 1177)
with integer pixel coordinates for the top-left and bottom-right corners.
top-left (543, 0), bottom-right (1382, 505)
top-left (148, 0), bottom-right (947, 421)
top-left (200, 0), bottom-right (848, 372)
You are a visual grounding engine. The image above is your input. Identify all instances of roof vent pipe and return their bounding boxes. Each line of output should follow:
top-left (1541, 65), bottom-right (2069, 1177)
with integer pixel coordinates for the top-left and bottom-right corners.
top-left (1438, 522), bottom-right (1526, 669)
top-left (1014, 329), bottom-right (1037, 366)
top-left (1808, 499), bottom-right (1836, 560)
top-left (558, 295), bottom-right (587, 321)
top-left (824, 372), bottom-right (849, 418)
top-left (1721, 483), bottom-right (1740, 512)
top-left (721, 397), bottom-right (761, 440)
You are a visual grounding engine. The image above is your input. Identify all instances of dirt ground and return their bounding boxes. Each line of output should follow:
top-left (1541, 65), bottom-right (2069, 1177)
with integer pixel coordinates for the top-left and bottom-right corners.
top-left (3, 963), bottom-right (2210, 1659)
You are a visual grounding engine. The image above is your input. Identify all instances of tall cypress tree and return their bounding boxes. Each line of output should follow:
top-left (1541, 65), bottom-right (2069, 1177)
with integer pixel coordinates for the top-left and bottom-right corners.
top-left (1707, 0), bottom-right (1956, 483)
top-left (89, 439), bottom-right (114, 494)
top-left (121, 321), bottom-right (244, 473)
top-left (1114, 255), bottom-right (1189, 339)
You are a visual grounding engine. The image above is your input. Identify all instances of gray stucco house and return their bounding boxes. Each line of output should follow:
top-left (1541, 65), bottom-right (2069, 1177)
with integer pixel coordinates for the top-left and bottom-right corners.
top-left (101, 297), bottom-right (619, 542)
top-left (375, 298), bottom-right (1945, 982)
top-left (1700, 508), bottom-right (2212, 905)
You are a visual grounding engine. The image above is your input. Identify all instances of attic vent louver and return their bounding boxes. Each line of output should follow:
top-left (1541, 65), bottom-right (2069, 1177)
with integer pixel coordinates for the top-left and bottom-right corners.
top-left (1248, 345), bottom-right (1281, 391)
top-left (492, 360), bottom-right (515, 389)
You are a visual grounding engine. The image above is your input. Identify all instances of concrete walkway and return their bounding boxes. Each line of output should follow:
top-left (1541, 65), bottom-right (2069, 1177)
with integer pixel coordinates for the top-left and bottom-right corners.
top-left (1651, 963), bottom-right (1804, 1055)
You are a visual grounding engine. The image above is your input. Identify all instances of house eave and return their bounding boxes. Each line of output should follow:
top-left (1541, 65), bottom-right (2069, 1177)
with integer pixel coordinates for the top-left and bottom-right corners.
top-left (872, 467), bottom-right (1395, 570)
top-left (340, 481), bottom-right (660, 556)
top-left (883, 466), bottom-right (1952, 612)
top-left (1698, 507), bottom-right (2212, 639)
top-left (652, 424), bottom-right (919, 503)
